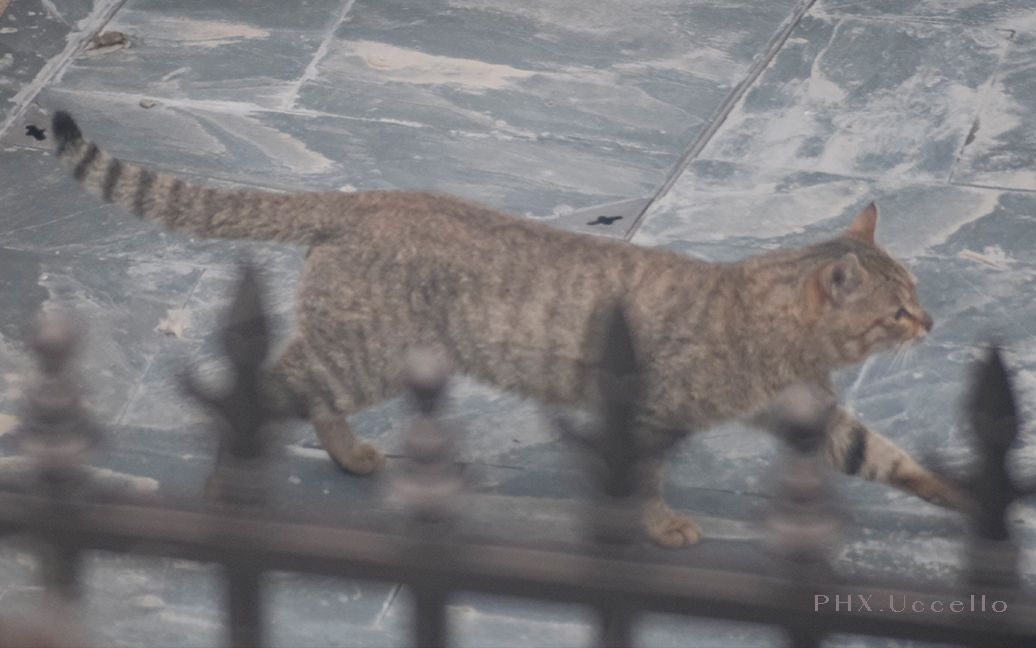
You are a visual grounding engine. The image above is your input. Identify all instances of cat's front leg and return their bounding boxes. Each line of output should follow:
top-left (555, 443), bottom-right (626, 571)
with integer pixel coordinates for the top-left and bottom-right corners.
top-left (823, 408), bottom-right (969, 511)
top-left (639, 457), bottom-right (702, 547)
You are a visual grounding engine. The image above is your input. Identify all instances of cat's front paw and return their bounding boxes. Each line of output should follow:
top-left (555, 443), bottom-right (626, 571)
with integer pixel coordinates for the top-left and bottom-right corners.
top-left (338, 442), bottom-right (386, 475)
top-left (643, 500), bottom-right (702, 548)
top-left (921, 479), bottom-right (972, 513)
top-left (648, 514), bottom-right (702, 548)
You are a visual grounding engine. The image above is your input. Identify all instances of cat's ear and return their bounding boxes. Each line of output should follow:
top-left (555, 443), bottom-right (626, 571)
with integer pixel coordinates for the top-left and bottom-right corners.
top-left (845, 202), bottom-right (878, 245)
top-left (817, 252), bottom-right (864, 305)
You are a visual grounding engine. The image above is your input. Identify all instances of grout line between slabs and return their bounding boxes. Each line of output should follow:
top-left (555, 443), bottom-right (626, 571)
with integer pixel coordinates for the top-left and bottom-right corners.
top-left (0, 0), bottom-right (129, 139)
top-left (948, 28), bottom-right (1015, 186)
top-left (111, 265), bottom-right (210, 427)
top-left (373, 583), bottom-right (403, 628)
top-left (282, 0), bottom-right (357, 111)
top-left (624, 0), bottom-right (820, 241)
top-left (36, 0), bottom-right (69, 27)
top-left (949, 180), bottom-right (1036, 194)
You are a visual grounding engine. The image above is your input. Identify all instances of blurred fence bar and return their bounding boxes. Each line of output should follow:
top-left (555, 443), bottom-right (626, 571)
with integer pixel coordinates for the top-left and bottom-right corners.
top-left (1, 265), bottom-right (1035, 648)
top-left (394, 346), bottom-right (458, 647)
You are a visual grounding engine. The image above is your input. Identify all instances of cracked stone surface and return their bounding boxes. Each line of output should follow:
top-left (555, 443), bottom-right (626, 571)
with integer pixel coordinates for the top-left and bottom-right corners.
top-left (2, 1), bottom-right (1036, 646)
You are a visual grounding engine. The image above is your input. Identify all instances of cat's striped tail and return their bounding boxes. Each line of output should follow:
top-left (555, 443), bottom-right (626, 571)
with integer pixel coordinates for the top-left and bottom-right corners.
top-left (51, 111), bottom-right (341, 245)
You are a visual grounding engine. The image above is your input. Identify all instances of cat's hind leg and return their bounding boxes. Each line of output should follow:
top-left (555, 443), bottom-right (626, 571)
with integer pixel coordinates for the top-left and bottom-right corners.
top-left (259, 335), bottom-right (311, 420)
top-left (310, 401), bottom-right (385, 475)
top-left (261, 335), bottom-right (385, 475)
top-left (640, 457), bottom-right (702, 547)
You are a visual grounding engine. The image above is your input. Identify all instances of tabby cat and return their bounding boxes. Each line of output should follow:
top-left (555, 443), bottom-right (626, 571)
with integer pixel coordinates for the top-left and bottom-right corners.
top-left (51, 111), bottom-right (965, 547)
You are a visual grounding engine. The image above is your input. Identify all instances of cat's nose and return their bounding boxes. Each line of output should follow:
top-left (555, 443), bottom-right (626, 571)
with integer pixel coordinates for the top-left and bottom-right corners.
top-left (920, 311), bottom-right (933, 333)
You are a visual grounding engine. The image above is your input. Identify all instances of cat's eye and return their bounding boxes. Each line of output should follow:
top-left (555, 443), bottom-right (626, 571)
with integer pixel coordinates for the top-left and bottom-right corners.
top-left (894, 307), bottom-right (909, 321)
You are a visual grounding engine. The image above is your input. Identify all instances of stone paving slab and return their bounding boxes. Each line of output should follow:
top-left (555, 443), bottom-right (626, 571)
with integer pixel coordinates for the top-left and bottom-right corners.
top-left (295, 0), bottom-right (797, 158)
top-left (79, 554), bottom-right (224, 648)
top-left (38, 0), bottom-right (802, 217)
top-left (379, 590), bottom-right (793, 648)
top-left (57, 0), bottom-right (345, 110)
top-left (819, 0), bottom-right (1036, 28)
top-left (953, 31), bottom-right (1036, 191)
top-left (0, 0), bottom-right (98, 125)
top-left (0, 245), bottom-right (206, 427)
top-left (635, 614), bottom-right (785, 648)
top-left (37, 85), bottom-right (663, 218)
top-left (701, 14), bottom-right (1008, 183)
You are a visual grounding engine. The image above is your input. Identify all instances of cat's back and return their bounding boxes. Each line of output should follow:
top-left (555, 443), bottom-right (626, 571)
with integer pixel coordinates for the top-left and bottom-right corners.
top-left (325, 189), bottom-right (701, 279)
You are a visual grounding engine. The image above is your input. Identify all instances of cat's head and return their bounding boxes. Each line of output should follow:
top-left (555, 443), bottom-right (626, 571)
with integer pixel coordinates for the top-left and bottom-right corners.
top-left (807, 203), bottom-right (931, 365)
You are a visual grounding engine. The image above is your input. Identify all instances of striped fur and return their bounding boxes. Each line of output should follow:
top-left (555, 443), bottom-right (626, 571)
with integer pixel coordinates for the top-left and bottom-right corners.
top-left (822, 408), bottom-right (967, 509)
top-left (52, 111), bottom-right (344, 245)
top-left (52, 112), bottom-right (968, 546)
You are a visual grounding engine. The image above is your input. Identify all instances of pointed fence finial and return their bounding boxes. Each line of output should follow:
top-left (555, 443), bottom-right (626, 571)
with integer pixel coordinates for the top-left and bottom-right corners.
top-left (183, 260), bottom-right (272, 505)
top-left (963, 346), bottom-right (1030, 590)
top-left (556, 302), bottom-right (653, 547)
top-left (390, 346), bottom-right (462, 527)
top-left (765, 384), bottom-right (842, 579)
top-left (19, 309), bottom-right (100, 491)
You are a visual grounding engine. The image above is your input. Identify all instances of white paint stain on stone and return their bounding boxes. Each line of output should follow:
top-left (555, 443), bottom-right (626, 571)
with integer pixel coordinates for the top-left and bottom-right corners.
top-left (0, 456), bottom-right (160, 493)
top-left (0, 413), bottom-right (18, 436)
top-left (0, 456), bottom-right (33, 478)
top-left (156, 307), bottom-right (191, 338)
top-left (90, 467), bottom-right (161, 493)
top-left (343, 40), bottom-right (534, 90)
top-left (157, 611), bottom-right (222, 630)
top-left (201, 111), bottom-right (336, 174)
top-left (959, 246), bottom-right (1012, 269)
top-left (138, 17), bottom-right (270, 49)
top-left (2, 371), bottom-right (25, 402)
top-left (160, 66), bottom-right (190, 82)
top-left (130, 594), bottom-right (166, 610)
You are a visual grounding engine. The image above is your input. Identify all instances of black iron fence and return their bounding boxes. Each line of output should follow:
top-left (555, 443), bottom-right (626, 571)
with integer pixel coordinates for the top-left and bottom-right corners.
top-left (0, 264), bottom-right (1034, 648)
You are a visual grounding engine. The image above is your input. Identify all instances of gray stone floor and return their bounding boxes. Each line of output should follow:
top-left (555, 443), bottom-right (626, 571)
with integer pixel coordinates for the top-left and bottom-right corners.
top-left (2, 1), bottom-right (1036, 646)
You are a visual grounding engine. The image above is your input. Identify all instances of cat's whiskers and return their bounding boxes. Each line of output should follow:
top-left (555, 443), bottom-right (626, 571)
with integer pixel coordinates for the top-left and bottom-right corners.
top-left (882, 343), bottom-right (914, 378)
top-left (895, 348), bottom-right (909, 376)
top-left (905, 345), bottom-right (919, 372)
top-left (882, 348), bottom-right (899, 377)
top-left (889, 344), bottom-right (918, 377)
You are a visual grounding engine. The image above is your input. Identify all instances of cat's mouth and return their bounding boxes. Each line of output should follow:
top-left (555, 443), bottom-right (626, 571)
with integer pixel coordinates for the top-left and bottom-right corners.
top-left (906, 309), bottom-right (934, 337)
top-left (907, 323), bottom-right (931, 344)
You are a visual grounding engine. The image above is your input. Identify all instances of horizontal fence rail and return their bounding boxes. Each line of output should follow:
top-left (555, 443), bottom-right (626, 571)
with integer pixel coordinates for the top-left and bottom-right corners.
top-left (0, 262), bottom-right (1033, 648)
